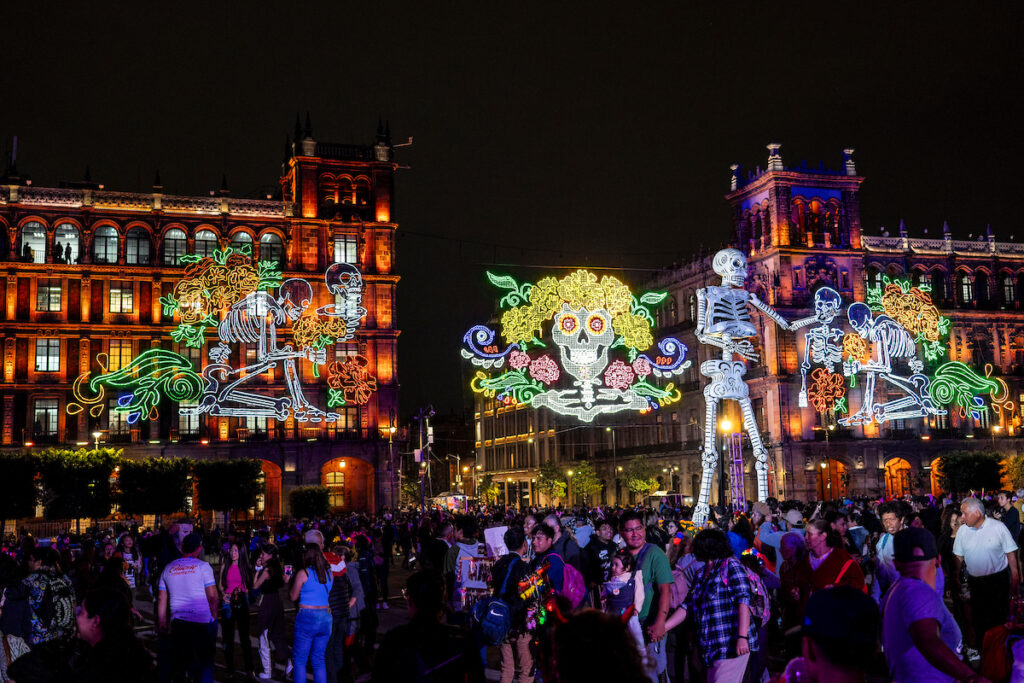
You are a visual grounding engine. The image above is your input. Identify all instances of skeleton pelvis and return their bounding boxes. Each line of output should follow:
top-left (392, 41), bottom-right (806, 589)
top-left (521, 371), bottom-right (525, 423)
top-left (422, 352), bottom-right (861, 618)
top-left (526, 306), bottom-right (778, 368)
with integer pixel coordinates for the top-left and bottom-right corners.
top-left (700, 359), bottom-right (750, 400)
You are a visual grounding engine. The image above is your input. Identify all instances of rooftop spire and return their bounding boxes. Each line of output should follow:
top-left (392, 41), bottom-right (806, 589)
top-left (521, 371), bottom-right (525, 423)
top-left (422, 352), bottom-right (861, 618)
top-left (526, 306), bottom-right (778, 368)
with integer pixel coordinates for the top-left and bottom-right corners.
top-left (294, 113), bottom-right (302, 142)
top-left (304, 112), bottom-right (313, 139)
top-left (152, 169), bottom-right (162, 191)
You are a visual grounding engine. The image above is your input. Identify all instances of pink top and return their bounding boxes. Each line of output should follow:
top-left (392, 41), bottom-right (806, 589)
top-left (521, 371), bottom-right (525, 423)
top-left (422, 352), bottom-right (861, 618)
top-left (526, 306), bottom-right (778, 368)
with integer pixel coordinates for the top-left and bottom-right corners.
top-left (225, 564), bottom-right (244, 596)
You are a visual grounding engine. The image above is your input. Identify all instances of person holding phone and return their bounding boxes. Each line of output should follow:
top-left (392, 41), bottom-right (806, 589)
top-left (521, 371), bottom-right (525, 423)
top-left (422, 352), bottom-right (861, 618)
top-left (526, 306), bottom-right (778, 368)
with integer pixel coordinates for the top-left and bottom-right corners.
top-left (290, 543), bottom-right (334, 683)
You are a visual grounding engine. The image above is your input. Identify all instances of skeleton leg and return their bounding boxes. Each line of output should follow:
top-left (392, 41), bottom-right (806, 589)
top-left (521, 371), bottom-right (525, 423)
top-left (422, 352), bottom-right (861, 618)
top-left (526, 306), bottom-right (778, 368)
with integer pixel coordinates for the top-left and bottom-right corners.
top-left (692, 394), bottom-right (720, 527)
top-left (282, 358), bottom-right (331, 422)
top-left (739, 397), bottom-right (769, 502)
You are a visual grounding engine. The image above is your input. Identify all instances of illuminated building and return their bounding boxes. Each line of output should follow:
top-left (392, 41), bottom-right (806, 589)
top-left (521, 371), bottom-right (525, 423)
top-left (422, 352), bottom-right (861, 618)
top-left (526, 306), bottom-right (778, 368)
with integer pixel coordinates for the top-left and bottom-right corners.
top-left (475, 145), bottom-right (1024, 505)
top-left (0, 118), bottom-right (400, 516)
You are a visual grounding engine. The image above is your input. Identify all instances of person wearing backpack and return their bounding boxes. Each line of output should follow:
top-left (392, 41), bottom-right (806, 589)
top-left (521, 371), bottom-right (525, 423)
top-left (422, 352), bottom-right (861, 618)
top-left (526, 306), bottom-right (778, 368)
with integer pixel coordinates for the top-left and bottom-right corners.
top-left (619, 511), bottom-right (673, 683)
top-left (530, 525), bottom-right (587, 611)
top-left (805, 519), bottom-right (865, 594)
top-left (682, 529), bottom-right (758, 683)
top-left (490, 527), bottom-right (532, 683)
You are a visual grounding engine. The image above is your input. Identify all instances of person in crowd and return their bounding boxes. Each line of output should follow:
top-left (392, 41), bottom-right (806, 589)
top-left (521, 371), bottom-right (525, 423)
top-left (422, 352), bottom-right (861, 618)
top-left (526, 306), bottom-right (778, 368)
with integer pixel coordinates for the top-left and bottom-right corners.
top-left (353, 535), bottom-right (380, 653)
top-left (95, 555), bottom-right (141, 622)
top-left (805, 519), bottom-right (865, 593)
top-left (727, 514), bottom-right (755, 558)
top-left (954, 496), bottom-right (1019, 652)
top-left (491, 526), bottom-right (532, 683)
top-left (825, 510), bottom-right (862, 560)
top-left (602, 549), bottom-right (645, 655)
top-left (584, 519), bottom-right (619, 601)
top-left (218, 540), bottom-right (254, 679)
top-left (619, 510), bottom-right (674, 683)
top-left (116, 534), bottom-right (142, 590)
top-left (530, 524), bottom-right (565, 595)
top-left (290, 542), bottom-right (334, 683)
top-left (0, 556), bottom-right (30, 643)
top-left (321, 534), bottom-right (353, 683)
top-left (157, 532), bottom-right (219, 683)
top-left (537, 609), bottom-right (649, 683)
top-left (881, 527), bottom-right (984, 683)
top-left (372, 570), bottom-right (484, 683)
top-left (254, 543), bottom-right (289, 680)
top-left (74, 587), bottom-right (155, 682)
top-left (995, 491), bottom-right (1021, 547)
top-left (22, 546), bottom-right (75, 646)
top-left (0, 583), bottom-right (30, 682)
top-left (778, 531), bottom-right (811, 635)
top-left (677, 528), bottom-right (756, 682)
top-left (780, 586), bottom-right (880, 683)
top-left (544, 514), bottom-right (582, 570)
top-left (874, 501), bottom-right (905, 599)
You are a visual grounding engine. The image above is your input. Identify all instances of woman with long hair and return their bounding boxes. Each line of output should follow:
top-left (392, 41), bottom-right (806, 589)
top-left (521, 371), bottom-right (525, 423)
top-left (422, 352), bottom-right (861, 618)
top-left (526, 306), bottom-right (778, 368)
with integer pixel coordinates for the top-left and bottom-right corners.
top-left (290, 542), bottom-right (333, 683)
top-left (254, 543), bottom-right (289, 680)
top-left (218, 540), bottom-right (254, 678)
top-left (74, 587), bottom-right (155, 681)
top-left (805, 519), bottom-right (865, 594)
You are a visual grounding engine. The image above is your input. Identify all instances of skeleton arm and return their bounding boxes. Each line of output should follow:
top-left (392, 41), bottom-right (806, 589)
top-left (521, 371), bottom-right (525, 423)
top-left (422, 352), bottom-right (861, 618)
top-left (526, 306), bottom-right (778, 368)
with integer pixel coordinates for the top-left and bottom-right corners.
top-left (749, 293), bottom-right (789, 329)
top-left (788, 314), bottom-right (820, 331)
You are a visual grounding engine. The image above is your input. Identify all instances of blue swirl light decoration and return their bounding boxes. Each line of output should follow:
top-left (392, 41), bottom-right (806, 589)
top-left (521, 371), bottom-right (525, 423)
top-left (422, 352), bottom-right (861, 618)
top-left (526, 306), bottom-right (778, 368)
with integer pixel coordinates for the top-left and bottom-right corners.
top-left (461, 325), bottom-right (520, 368)
top-left (639, 337), bottom-right (691, 377)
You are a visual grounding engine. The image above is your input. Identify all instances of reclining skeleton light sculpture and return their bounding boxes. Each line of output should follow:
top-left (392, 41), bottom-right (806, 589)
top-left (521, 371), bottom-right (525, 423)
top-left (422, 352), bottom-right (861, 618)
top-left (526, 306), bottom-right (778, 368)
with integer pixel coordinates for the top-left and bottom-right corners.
top-left (461, 270), bottom-right (689, 423)
top-left (691, 249), bottom-right (790, 526)
top-left (67, 245), bottom-right (375, 425)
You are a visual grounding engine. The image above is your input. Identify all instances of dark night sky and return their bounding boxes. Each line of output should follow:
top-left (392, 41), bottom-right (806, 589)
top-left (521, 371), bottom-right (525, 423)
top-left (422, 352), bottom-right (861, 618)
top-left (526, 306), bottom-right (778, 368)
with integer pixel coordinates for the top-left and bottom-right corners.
top-left (2, 4), bottom-right (1022, 418)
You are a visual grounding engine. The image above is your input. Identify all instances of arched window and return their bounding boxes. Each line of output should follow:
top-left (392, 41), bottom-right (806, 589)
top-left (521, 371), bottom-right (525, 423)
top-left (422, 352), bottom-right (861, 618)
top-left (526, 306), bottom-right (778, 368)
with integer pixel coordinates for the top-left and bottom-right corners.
top-left (956, 272), bottom-right (973, 304)
top-left (18, 222), bottom-right (47, 263)
top-left (1003, 275), bottom-right (1017, 305)
top-left (911, 269), bottom-right (926, 287)
top-left (195, 230), bottom-right (218, 257)
top-left (229, 231), bottom-right (253, 252)
top-left (975, 271), bottom-right (990, 307)
top-left (55, 223), bottom-right (79, 264)
top-left (666, 296), bottom-right (678, 325)
top-left (354, 180), bottom-right (371, 206)
top-left (125, 227), bottom-right (150, 265)
top-left (163, 228), bottom-right (187, 265)
top-left (931, 270), bottom-right (947, 301)
top-left (319, 178), bottom-right (337, 205)
top-left (338, 179), bottom-right (353, 204)
top-left (866, 267), bottom-right (883, 290)
top-left (94, 226), bottom-right (119, 264)
top-left (688, 293), bottom-right (697, 321)
top-left (260, 233), bottom-right (284, 266)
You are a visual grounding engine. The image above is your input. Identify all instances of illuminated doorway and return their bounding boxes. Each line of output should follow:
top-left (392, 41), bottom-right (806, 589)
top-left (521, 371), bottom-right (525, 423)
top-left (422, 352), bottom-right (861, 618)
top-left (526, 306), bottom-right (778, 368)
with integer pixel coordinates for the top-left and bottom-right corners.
top-left (884, 458), bottom-right (912, 497)
top-left (815, 458), bottom-right (848, 501)
top-left (321, 457), bottom-right (375, 512)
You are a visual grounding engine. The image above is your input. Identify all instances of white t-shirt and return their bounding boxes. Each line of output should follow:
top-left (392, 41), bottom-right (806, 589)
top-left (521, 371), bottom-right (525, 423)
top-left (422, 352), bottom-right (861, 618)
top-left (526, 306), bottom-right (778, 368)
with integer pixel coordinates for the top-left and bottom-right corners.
top-left (952, 517), bottom-right (1018, 577)
top-left (882, 577), bottom-right (962, 683)
top-left (159, 557), bottom-right (216, 623)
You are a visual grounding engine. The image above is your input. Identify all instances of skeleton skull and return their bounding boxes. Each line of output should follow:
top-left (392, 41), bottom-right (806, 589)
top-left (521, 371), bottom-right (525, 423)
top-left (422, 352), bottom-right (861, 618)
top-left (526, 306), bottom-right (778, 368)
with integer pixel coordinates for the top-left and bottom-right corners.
top-left (324, 262), bottom-right (365, 324)
top-left (712, 248), bottom-right (748, 287)
top-left (551, 303), bottom-right (615, 383)
top-left (813, 287), bottom-right (842, 322)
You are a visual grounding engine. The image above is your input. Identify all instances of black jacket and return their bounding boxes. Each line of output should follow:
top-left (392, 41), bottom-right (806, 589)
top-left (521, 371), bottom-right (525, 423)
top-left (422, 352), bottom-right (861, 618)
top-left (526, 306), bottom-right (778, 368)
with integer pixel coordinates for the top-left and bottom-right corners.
top-left (491, 553), bottom-right (530, 631)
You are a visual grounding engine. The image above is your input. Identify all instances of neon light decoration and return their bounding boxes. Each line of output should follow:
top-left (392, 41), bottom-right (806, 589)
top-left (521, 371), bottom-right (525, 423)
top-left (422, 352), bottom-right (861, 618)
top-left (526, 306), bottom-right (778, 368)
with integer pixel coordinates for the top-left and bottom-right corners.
top-left (462, 270), bottom-right (688, 422)
top-left (866, 276), bottom-right (950, 361)
top-left (68, 249), bottom-right (375, 425)
top-left (790, 287), bottom-right (846, 412)
top-left (691, 249), bottom-right (790, 525)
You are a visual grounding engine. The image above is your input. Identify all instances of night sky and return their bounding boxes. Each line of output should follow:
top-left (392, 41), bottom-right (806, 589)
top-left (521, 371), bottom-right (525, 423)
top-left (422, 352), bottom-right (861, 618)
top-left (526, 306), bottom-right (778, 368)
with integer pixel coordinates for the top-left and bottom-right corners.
top-left (2, 4), bottom-right (1022, 418)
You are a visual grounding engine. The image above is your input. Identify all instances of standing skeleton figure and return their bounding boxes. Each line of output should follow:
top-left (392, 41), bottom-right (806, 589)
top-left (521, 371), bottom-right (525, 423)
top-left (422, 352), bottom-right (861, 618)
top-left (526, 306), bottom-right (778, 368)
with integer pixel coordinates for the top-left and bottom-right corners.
top-left (839, 302), bottom-right (943, 426)
top-left (790, 287), bottom-right (844, 407)
top-left (692, 249), bottom-right (790, 526)
top-left (195, 278), bottom-right (336, 423)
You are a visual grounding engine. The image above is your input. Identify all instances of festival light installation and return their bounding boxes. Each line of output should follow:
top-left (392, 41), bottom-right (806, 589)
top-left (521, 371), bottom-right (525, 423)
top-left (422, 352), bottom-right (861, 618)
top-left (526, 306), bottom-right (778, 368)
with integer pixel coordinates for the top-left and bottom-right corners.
top-left (692, 249), bottom-right (790, 525)
top-left (461, 270), bottom-right (689, 423)
top-left (790, 287), bottom-right (846, 412)
top-left (67, 248), bottom-right (375, 425)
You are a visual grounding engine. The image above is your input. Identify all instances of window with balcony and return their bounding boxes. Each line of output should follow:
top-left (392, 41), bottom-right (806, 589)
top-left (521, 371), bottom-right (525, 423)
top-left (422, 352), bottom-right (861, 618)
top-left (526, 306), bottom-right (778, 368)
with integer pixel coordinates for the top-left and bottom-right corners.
top-left (324, 470), bottom-right (345, 508)
top-left (178, 402), bottom-right (199, 436)
top-left (957, 273), bottom-right (973, 304)
top-left (34, 339), bottom-right (60, 372)
top-left (260, 233), bottom-right (284, 266)
top-left (55, 223), bottom-right (80, 264)
top-left (1004, 275), bottom-right (1016, 305)
top-left (18, 222), bottom-right (46, 263)
top-left (33, 399), bottom-right (58, 439)
top-left (229, 232), bottom-right (253, 252)
top-left (109, 282), bottom-right (134, 313)
top-left (36, 280), bottom-right (61, 312)
top-left (108, 399), bottom-right (130, 436)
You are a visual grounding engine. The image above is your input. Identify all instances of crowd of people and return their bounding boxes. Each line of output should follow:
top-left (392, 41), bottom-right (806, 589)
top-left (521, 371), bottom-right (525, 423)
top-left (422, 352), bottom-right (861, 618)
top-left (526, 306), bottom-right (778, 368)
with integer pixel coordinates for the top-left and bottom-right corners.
top-left (0, 489), bottom-right (1021, 682)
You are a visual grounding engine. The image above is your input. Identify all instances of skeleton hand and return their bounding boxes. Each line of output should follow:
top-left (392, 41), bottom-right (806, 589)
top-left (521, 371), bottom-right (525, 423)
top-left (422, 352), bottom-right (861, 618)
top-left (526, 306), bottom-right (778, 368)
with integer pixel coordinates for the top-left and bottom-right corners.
top-left (304, 347), bottom-right (327, 364)
top-left (797, 390), bottom-right (808, 408)
top-left (729, 339), bottom-right (759, 361)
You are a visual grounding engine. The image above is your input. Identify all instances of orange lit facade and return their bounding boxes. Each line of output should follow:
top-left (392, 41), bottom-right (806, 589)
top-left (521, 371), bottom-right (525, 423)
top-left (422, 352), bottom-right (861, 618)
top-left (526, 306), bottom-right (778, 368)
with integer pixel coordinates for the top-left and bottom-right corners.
top-left (476, 146), bottom-right (1024, 505)
top-left (0, 121), bottom-right (401, 516)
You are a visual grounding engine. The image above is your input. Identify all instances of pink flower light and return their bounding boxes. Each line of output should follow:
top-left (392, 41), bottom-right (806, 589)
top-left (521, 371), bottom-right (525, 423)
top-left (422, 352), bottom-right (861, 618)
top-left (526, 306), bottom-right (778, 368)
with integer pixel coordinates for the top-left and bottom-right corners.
top-left (604, 360), bottom-right (635, 390)
top-left (529, 355), bottom-right (560, 385)
top-left (632, 357), bottom-right (652, 378)
top-left (509, 350), bottom-right (531, 370)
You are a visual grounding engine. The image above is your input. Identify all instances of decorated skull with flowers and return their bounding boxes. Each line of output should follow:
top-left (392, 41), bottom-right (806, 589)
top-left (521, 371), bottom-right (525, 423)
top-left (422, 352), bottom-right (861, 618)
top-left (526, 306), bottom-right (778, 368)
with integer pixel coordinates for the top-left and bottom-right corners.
top-left (461, 270), bottom-right (690, 422)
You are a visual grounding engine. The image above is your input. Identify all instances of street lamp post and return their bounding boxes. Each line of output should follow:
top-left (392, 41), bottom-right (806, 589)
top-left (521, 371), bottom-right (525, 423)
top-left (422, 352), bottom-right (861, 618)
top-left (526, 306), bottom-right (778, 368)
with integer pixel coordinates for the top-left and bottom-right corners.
top-left (567, 469), bottom-right (574, 507)
top-left (92, 431), bottom-right (101, 451)
top-left (388, 425), bottom-right (397, 508)
top-left (606, 426), bottom-right (617, 504)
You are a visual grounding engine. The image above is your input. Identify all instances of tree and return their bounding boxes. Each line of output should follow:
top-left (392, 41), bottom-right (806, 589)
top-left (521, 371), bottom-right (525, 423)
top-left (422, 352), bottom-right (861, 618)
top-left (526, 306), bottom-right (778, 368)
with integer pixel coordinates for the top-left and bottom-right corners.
top-left (623, 455), bottom-right (658, 500)
top-left (1006, 454), bottom-right (1024, 491)
top-left (289, 486), bottom-right (330, 519)
top-left (477, 474), bottom-right (502, 505)
top-left (0, 453), bottom-right (37, 538)
top-left (571, 460), bottom-right (603, 506)
top-left (37, 448), bottom-right (122, 530)
top-left (937, 451), bottom-right (1004, 494)
top-left (536, 459), bottom-right (567, 506)
top-left (193, 459), bottom-right (264, 527)
top-left (117, 458), bottom-right (191, 522)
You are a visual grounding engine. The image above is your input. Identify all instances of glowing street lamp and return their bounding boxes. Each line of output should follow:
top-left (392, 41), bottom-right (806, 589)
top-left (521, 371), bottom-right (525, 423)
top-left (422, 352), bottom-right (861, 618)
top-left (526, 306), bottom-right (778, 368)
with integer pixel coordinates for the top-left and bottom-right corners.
top-left (92, 431), bottom-right (102, 451)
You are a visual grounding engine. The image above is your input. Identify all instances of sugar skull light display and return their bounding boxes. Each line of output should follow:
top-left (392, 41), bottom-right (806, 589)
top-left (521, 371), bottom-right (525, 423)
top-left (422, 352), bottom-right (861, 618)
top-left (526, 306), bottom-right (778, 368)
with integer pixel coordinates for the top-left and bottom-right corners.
top-left (462, 270), bottom-right (689, 423)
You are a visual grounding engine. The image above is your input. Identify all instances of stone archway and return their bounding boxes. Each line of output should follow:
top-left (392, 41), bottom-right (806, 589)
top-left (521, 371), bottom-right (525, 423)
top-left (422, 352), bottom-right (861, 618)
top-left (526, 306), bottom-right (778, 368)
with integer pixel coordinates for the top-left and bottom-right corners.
top-left (929, 458), bottom-right (943, 497)
top-left (321, 457), bottom-right (375, 512)
top-left (260, 460), bottom-right (282, 520)
top-left (815, 458), bottom-right (848, 501)
top-left (884, 457), bottom-right (912, 497)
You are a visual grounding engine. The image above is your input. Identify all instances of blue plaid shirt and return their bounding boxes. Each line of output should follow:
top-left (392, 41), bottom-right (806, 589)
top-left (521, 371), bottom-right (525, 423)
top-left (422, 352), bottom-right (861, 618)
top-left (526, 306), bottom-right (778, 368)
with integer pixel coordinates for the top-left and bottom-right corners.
top-left (685, 557), bottom-right (756, 666)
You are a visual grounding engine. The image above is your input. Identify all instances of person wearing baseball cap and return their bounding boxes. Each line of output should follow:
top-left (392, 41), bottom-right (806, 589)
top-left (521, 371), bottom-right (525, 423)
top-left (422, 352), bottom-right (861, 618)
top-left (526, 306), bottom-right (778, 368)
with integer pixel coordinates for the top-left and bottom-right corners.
top-left (881, 527), bottom-right (985, 683)
top-left (780, 585), bottom-right (879, 682)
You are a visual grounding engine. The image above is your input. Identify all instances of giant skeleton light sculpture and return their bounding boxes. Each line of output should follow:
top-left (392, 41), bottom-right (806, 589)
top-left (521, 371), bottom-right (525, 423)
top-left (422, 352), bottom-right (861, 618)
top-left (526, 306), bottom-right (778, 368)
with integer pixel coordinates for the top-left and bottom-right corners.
top-left (692, 249), bottom-right (790, 527)
top-left (67, 246), bottom-right (374, 425)
top-left (790, 287), bottom-right (844, 408)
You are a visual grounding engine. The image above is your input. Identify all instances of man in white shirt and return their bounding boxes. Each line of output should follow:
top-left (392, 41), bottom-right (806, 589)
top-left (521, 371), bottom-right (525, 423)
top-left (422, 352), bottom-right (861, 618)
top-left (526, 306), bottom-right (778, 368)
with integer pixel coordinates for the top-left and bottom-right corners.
top-left (157, 533), bottom-right (219, 683)
top-left (953, 497), bottom-right (1019, 649)
top-left (873, 502), bottom-right (905, 601)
